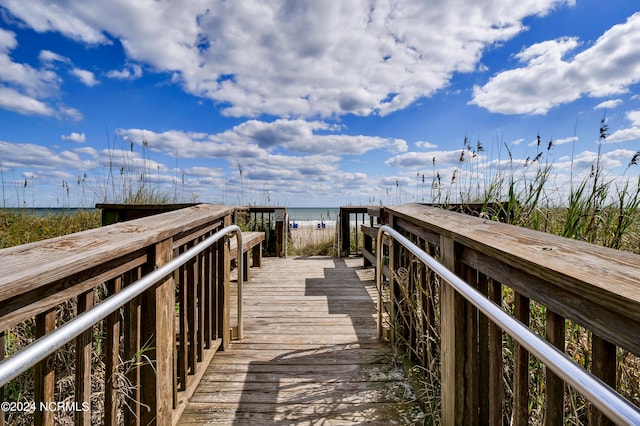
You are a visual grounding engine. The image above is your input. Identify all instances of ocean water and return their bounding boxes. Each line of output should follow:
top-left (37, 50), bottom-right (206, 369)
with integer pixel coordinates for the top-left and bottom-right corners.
top-left (286, 207), bottom-right (338, 221)
top-left (285, 207), bottom-right (370, 228)
top-left (285, 207), bottom-right (338, 227)
top-left (0, 207), bottom-right (97, 217)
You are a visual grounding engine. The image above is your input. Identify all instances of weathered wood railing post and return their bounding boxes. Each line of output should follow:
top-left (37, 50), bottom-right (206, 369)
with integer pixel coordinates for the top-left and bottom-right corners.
top-left (75, 290), bottom-right (94, 426)
top-left (513, 292), bottom-right (530, 426)
top-left (124, 269), bottom-right (142, 425)
top-left (140, 238), bottom-right (174, 426)
top-left (34, 308), bottom-right (55, 425)
top-left (488, 277), bottom-right (504, 424)
top-left (219, 215), bottom-right (231, 349)
top-left (545, 309), bottom-right (566, 425)
top-left (439, 235), bottom-right (471, 425)
top-left (388, 227), bottom-right (396, 347)
top-left (592, 334), bottom-right (616, 426)
top-left (104, 276), bottom-right (122, 426)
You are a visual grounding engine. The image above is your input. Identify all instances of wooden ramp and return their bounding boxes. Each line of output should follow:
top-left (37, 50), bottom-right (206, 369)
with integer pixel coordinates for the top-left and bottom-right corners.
top-left (177, 256), bottom-right (424, 425)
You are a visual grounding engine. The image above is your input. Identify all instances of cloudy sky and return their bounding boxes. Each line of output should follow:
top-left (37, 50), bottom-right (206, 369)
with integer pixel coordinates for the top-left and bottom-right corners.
top-left (0, 0), bottom-right (639, 208)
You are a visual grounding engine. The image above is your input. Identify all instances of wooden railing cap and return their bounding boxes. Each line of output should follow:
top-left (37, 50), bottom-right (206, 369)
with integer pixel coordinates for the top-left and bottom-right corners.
top-left (0, 204), bottom-right (233, 301)
top-left (386, 203), bottom-right (640, 310)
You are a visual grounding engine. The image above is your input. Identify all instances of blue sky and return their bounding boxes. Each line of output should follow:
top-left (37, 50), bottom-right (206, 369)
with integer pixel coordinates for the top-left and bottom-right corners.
top-left (0, 0), bottom-right (639, 208)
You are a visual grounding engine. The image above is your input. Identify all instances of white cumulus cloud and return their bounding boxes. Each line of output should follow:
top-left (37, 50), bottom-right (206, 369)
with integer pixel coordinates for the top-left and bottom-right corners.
top-left (71, 68), bottom-right (98, 87)
top-left (117, 119), bottom-right (407, 158)
top-left (107, 64), bottom-right (143, 80)
top-left (61, 132), bottom-right (86, 143)
top-left (471, 12), bottom-right (640, 115)
top-left (0, 0), bottom-right (572, 118)
top-left (594, 99), bottom-right (623, 109)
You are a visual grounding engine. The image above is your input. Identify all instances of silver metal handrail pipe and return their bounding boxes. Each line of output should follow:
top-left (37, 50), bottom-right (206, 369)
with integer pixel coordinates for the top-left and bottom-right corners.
top-left (376, 225), bottom-right (640, 425)
top-left (0, 224), bottom-right (243, 388)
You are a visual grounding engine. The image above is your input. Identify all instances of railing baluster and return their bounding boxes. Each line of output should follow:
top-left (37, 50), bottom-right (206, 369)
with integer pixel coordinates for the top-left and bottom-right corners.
top-left (203, 240), bottom-right (212, 348)
top-left (140, 238), bottom-right (174, 426)
top-left (211, 242), bottom-right (219, 340)
top-left (104, 276), bottom-right (122, 426)
top-left (197, 239), bottom-right (205, 362)
top-left (425, 243), bottom-right (437, 367)
top-left (477, 272), bottom-right (490, 425)
top-left (218, 233), bottom-right (231, 349)
top-left (173, 265), bottom-right (179, 409)
top-left (513, 292), bottom-right (530, 426)
top-left (418, 237), bottom-right (428, 366)
top-left (186, 241), bottom-right (196, 373)
top-left (178, 245), bottom-right (188, 390)
top-left (75, 289), bottom-right (94, 426)
top-left (124, 267), bottom-right (141, 426)
top-left (440, 235), bottom-right (467, 424)
top-left (388, 232), bottom-right (396, 347)
top-left (34, 308), bottom-right (56, 426)
top-left (592, 334), bottom-right (616, 426)
top-left (488, 278), bottom-right (503, 424)
top-left (463, 264), bottom-right (479, 426)
top-left (544, 309), bottom-right (565, 425)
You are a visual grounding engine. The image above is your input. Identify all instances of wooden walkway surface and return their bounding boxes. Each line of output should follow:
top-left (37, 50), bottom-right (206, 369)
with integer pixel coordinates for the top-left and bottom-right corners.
top-left (177, 256), bottom-right (424, 425)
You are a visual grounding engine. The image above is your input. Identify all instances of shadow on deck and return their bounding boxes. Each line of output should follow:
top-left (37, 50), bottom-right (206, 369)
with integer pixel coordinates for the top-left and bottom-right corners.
top-left (177, 256), bottom-right (424, 425)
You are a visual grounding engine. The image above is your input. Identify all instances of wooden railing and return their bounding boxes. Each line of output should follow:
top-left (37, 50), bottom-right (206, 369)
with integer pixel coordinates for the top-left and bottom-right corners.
top-left (337, 206), bottom-right (374, 257)
top-left (378, 203), bottom-right (640, 425)
top-left (0, 204), bottom-right (236, 425)
top-left (240, 206), bottom-right (287, 257)
top-left (361, 207), bottom-right (386, 267)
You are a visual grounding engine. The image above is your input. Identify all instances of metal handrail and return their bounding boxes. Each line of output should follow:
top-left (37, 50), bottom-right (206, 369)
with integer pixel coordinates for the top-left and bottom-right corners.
top-left (0, 224), bottom-right (243, 387)
top-left (375, 225), bottom-right (640, 425)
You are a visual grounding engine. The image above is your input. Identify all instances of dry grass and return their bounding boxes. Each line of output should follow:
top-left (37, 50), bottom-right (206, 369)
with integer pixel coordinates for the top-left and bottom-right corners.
top-left (0, 209), bottom-right (101, 249)
top-left (288, 225), bottom-right (336, 256)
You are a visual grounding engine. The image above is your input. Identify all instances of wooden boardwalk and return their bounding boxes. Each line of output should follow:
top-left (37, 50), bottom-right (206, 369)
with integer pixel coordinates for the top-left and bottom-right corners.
top-left (177, 256), bottom-right (424, 425)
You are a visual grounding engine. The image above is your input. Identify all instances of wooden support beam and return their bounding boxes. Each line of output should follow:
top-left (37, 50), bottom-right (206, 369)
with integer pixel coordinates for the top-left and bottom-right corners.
top-left (488, 278), bottom-right (504, 425)
top-left (218, 216), bottom-right (231, 350)
top-left (140, 239), bottom-right (174, 426)
top-left (544, 309), bottom-right (565, 426)
top-left (124, 268), bottom-right (142, 426)
top-left (34, 308), bottom-right (56, 426)
top-left (75, 289), bottom-right (94, 426)
top-left (513, 292), bottom-right (530, 426)
top-left (591, 334), bottom-right (616, 426)
top-left (477, 272), bottom-right (490, 425)
top-left (104, 277), bottom-right (122, 426)
top-left (439, 235), bottom-right (467, 425)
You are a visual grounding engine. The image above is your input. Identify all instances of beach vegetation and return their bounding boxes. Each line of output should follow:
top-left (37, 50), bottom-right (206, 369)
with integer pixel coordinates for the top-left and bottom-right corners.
top-left (287, 225), bottom-right (336, 256)
top-left (0, 209), bottom-right (101, 249)
top-left (383, 121), bottom-right (640, 424)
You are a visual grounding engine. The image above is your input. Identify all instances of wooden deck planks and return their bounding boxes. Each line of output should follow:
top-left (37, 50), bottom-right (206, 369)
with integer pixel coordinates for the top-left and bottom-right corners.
top-left (176, 256), bottom-right (424, 425)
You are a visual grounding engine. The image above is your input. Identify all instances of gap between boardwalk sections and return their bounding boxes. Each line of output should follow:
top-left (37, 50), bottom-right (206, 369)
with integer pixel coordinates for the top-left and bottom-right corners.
top-left (177, 256), bottom-right (424, 425)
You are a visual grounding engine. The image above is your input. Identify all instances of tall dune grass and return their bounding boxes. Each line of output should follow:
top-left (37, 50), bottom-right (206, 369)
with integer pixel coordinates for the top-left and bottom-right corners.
top-left (389, 123), bottom-right (640, 423)
top-left (0, 210), bottom-right (101, 249)
top-left (422, 122), bottom-right (640, 253)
